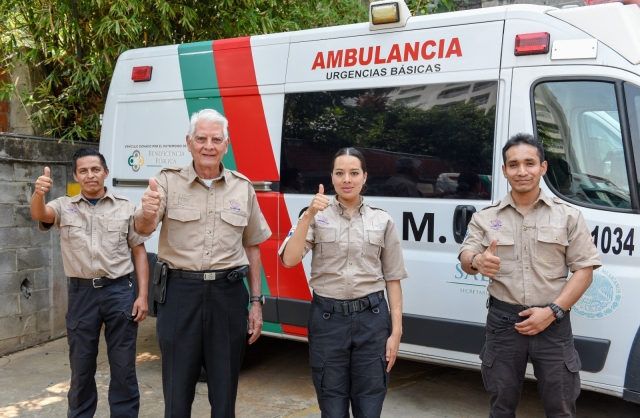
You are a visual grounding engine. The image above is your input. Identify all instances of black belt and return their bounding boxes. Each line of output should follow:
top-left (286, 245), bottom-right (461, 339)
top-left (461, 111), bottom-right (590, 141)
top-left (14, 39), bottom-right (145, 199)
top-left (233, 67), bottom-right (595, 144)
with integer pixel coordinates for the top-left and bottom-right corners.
top-left (313, 291), bottom-right (384, 315)
top-left (168, 268), bottom-right (244, 282)
top-left (70, 274), bottom-right (129, 288)
top-left (489, 296), bottom-right (548, 315)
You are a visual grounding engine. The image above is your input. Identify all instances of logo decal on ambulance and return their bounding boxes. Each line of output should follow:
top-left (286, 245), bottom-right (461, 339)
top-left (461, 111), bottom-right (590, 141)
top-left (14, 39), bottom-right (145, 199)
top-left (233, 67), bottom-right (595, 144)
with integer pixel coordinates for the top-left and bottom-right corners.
top-left (128, 150), bottom-right (145, 172)
top-left (572, 267), bottom-right (622, 320)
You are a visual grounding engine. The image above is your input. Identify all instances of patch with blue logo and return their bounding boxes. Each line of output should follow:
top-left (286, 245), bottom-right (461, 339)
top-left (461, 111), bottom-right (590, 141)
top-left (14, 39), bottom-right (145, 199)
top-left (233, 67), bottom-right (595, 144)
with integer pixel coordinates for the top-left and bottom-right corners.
top-left (572, 267), bottom-right (622, 320)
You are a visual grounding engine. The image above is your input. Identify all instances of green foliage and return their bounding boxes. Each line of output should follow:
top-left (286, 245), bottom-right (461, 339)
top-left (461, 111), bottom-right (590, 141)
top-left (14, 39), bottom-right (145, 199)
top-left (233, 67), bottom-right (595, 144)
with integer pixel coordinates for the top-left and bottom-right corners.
top-left (405, 0), bottom-right (464, 15)
top-left (0, 0), bottom-right (369, 141)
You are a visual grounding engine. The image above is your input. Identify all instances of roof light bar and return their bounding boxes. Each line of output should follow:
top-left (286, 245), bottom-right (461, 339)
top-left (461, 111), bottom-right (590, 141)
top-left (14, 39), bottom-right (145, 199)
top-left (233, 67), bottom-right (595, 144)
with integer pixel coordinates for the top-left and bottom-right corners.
top-left (132, 66), bottom-right (152, 82)
top-left (514, 32), bottom-right (550, 56)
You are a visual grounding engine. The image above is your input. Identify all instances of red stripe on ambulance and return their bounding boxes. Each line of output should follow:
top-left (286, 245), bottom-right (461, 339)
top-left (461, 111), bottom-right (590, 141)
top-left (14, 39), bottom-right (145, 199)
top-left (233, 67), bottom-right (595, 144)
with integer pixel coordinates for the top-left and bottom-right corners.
top-left (213, 37), bottom-right (279, 181)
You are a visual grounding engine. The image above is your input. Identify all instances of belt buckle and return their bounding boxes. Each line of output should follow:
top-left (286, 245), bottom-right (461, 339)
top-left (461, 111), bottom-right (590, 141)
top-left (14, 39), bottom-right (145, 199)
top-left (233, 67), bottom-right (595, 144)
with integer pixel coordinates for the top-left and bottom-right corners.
top-left (342, 302), bottom-right (350, 315)
top-left (204, 272), bottom-right (216, 281)
top-left (92, 278), bottom-right (103, 288)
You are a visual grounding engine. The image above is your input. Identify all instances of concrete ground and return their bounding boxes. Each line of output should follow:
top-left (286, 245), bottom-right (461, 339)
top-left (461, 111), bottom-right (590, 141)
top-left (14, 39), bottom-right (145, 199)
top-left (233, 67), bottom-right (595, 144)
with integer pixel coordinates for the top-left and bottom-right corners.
top-left (1, 318), bottom-right (639, 417)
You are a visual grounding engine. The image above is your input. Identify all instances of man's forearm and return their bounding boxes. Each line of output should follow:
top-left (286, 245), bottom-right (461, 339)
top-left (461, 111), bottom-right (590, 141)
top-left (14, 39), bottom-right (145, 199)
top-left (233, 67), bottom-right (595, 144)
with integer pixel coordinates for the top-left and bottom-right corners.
top-left (132, 244), bottom-right (149, 298)
top-left (459, 250), bottom-right (476, 275)
top-left (134, 211), bottom-right (158, 235)
top-left (554, 267), bottom-right (593, 310)
top-left (245, 245), bottom-right (262, 296)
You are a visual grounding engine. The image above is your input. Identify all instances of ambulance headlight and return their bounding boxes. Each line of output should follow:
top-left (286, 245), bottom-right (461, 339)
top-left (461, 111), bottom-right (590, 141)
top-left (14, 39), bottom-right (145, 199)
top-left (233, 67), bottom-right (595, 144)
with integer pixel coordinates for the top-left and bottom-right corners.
top-left (369, 1), bottom-right (411, 31)
top-left (371, 3), bottom-right (401, 25)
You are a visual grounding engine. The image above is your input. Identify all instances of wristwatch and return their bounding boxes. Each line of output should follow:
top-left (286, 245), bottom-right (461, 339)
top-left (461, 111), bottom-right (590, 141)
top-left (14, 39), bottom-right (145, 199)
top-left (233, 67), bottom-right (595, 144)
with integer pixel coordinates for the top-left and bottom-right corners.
top-left (250, 295), bottom-right (265, 305)
top-left (548, 303), bottom-right (565, 320)
top-left (469, 254), bottom-right (479, 271)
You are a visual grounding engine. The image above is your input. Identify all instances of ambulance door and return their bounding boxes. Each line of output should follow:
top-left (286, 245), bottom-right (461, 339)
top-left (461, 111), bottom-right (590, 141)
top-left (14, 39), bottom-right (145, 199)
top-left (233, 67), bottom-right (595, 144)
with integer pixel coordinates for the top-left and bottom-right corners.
top-left (510, 65), bottom-right (640, 396)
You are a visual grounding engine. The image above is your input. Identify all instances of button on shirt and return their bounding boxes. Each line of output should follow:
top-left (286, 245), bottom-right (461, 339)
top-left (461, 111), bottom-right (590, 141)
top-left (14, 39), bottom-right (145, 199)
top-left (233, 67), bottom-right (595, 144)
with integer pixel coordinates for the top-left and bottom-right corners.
top-left (459, 190), bottom-right (601, 306)
top-left (279, 196), bottom-right (408, 300)
top-left (40, 188), bottom-right (147, 279)
top-left (141, 163), bottom-right (272, 271)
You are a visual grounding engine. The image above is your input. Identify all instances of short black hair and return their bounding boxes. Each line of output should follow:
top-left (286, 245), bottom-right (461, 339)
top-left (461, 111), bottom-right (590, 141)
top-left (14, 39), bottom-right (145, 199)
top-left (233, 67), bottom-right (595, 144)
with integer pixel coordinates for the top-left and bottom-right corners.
top-left (502, 133), bottom-right (545, 165)
top-left (72, 148), bottom-right (108, 173)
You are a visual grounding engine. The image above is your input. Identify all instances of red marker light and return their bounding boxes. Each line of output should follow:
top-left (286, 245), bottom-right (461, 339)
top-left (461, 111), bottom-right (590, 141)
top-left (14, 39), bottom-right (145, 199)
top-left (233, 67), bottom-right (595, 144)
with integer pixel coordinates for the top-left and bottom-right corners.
top-left (514, 32), bottom-right (550, 56)
top-left (131, 66), bottom-right (152, 82)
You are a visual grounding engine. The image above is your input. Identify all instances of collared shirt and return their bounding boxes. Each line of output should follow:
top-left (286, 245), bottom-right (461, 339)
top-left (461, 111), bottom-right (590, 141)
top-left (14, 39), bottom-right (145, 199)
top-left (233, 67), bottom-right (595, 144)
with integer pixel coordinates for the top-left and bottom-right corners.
top-left (279, 196), bottom-right (408, 300)
top-left (40, 188), bottom-right (147, 279)
top-left (141, 162), bottom-right (272, 271)
top-left (459, 189), bottom-right (602, 306)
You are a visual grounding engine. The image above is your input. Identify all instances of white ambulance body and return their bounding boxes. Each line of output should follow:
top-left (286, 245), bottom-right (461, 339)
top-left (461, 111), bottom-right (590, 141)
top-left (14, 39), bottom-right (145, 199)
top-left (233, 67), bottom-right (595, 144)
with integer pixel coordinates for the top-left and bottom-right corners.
top-left (100, 3), bottom-right (640, 401)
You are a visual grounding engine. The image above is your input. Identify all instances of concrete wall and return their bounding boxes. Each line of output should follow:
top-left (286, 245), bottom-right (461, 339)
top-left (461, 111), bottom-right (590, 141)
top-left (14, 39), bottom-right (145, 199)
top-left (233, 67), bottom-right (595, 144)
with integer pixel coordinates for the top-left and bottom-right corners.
top-left (0, 136), bottom-right (97, 356)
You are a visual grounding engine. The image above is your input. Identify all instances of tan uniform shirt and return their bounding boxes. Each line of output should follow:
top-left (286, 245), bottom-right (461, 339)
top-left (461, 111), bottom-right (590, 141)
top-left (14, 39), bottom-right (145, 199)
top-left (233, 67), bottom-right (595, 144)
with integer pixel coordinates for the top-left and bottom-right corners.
top-left (141, 163), bottom-right (272, 271)
top-left (279, 197), bottom-right (408, 300)
top-left (459, 189), bottom-right (602, 306)
top-left (40, 188), bottom-right (147, 279)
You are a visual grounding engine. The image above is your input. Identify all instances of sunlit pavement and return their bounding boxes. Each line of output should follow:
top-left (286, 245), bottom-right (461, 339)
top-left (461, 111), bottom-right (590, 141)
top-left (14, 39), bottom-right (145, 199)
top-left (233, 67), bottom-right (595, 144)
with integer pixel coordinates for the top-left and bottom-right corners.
top-left (1, 318), bottom-right (639, 417)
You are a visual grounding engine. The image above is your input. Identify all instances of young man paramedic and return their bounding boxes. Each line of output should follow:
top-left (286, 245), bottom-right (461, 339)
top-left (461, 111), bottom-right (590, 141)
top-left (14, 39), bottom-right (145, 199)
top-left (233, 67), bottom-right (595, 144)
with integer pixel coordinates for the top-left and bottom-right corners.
top-left (134, 109), bottom-right (271, 417)
top-left (459, 133), bottom-right (601, 417)
top-left (30, 148), bottom-right (149, 418)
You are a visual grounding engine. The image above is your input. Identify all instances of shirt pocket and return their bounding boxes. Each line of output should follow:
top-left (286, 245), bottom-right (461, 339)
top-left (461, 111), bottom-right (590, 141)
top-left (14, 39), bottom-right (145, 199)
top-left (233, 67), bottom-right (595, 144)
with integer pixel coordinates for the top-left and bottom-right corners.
top-left (167, 207), bottom-right (201, 248)
top-left (104, 218), bottom-right (129, 251)
top-left (314, 227), bottom-right (339, 259)
top-left (60, 214), bottom-right (86, 252)
top-left (363, 229), bottom-right (385, 269)
top-left (219, 210), bottom-right (248, 250)
top-left (535, 226), bottom-right (569, 279)
top-left (482, 231), bottom-right (517, 279)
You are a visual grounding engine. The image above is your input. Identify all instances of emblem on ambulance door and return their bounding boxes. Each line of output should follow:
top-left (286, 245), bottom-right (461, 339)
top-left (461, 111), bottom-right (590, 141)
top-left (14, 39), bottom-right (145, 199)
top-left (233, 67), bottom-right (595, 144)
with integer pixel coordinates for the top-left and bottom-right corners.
top-left (128, 150), bottom-right (145, 172)
top-left (572, 267), bottom-right (622, 320)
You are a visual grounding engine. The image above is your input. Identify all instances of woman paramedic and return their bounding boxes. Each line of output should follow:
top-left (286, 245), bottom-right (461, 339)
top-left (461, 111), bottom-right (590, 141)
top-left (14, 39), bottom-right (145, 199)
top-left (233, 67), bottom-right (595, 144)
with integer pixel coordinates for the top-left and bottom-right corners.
top-left (279, 147), bottom-right (408, 418)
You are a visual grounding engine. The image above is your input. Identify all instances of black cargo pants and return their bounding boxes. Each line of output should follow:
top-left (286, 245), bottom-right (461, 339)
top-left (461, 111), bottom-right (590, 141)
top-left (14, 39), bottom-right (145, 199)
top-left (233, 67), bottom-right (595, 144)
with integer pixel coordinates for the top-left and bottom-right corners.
top-left (480, 305), bottom-right (582, 418)
top-left (66, 277), bottom-right (139, 418)
top-left (308, 292), bottom-right (391, 418)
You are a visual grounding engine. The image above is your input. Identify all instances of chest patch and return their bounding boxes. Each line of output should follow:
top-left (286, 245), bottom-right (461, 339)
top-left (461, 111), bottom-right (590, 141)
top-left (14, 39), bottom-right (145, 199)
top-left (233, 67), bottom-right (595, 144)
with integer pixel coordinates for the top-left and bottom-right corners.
top-left (172, 192), bottom-right (195, 207)
top-left (316, 214), bottom-right (330, 226)
top-left (66, 204), bottom-right (78, 214)
top-left (223, 197), bottom-right (247, 215)
top-left (489, 219), bottom-right (502, 231)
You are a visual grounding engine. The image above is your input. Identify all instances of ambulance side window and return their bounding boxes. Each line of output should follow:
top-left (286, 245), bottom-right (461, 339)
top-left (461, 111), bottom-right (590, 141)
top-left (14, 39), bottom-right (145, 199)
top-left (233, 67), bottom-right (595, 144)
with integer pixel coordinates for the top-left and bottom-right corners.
top-left (534, 81), bottom-right (632, 210)
top-left (280, 81), bottom-right (497, 199)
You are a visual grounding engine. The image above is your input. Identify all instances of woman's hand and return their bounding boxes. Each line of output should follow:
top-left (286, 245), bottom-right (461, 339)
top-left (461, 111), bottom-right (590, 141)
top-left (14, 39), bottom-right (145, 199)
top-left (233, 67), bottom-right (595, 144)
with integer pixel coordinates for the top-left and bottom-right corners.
top-left (385, 333), bottom-right (401, 372)
top-left (306, 184), bottom-right (330, 217)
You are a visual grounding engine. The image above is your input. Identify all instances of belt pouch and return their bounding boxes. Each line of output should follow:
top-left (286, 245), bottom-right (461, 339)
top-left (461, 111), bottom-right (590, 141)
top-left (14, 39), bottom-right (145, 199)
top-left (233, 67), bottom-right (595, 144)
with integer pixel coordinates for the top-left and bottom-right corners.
top-left (228, 265), bottom-right (250, 283)
top-left (153, 261), bottom-right (169, 304)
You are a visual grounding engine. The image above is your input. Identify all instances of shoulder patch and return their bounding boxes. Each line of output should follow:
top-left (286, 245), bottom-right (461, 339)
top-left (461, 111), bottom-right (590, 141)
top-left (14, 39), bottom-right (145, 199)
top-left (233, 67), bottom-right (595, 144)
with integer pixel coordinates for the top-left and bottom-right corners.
top-left (479, 200), bottom-right (501, 211)
top-left (229, 170), bottom-right (251, 182)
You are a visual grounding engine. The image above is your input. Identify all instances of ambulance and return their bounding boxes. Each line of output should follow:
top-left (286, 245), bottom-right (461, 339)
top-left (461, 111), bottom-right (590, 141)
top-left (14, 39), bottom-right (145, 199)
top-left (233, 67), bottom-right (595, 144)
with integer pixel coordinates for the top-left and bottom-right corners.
top-left (99, 1), bottom-right (640, 401)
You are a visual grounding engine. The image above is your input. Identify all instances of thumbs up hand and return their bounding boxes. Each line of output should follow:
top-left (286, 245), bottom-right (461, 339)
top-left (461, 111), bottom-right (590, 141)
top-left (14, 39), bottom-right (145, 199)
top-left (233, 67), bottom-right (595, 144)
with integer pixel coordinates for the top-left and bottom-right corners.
top-left (35, 166), bottom-right (53, 196)
top-left (474, 238), bottom-right (501, 279)
top-left (307, 184), bottom-right (330, 217)
top-left (141, 177), bottom-right (161, 220)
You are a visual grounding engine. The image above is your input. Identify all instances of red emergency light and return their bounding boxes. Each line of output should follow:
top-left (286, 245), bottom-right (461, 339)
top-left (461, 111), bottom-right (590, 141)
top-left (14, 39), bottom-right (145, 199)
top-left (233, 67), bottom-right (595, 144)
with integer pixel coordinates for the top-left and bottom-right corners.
top-left (514, 32), bottom-right (550, 56)
top-left (131, 66), bottom-right (152, 82)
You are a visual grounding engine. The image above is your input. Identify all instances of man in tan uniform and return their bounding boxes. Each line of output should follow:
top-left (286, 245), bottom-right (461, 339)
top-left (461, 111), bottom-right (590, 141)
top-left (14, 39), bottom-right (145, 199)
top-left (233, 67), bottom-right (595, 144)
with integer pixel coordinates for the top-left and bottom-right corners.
top-left (134, 109), bottom-right (271, 418)
top-left (459, 133), bottom-right (601, 417)
top-left (31, 148), bottom-right (149, 418)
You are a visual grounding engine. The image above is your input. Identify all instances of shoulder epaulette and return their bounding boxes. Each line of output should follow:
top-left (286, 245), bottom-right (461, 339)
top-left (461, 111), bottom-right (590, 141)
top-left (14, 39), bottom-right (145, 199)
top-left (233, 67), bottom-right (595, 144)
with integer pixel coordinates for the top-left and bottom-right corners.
top-left (229, 170), bottom-right (251, 182)
top-left (113, 194), bottom-right (132, 202)
top-left (160, 166), bottom-right (183, 173)
top-left (368, 205), bottom-right (387, 212)
top-left (479, 200), bottom-right (501, 211)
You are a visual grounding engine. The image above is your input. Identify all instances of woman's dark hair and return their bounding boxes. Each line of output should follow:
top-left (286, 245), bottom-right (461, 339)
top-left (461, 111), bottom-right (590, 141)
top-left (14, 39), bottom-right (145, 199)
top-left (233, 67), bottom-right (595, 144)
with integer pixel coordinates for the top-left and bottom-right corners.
top-left (72, 148), bottom-right (108, 173)
top-left (330, 147), bottom-right (368, 173)
top-left (330, 147), bottom-right (368, 193)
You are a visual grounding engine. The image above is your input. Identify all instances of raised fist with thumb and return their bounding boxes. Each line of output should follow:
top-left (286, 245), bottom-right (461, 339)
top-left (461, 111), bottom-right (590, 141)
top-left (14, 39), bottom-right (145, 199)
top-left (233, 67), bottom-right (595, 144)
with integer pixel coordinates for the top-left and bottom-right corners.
top-left (35, 166), bottom-right (53, 196)
top-left (474, 238), bottom-right (501, 279)
top-left (141, 177), bottom-right (161, 220)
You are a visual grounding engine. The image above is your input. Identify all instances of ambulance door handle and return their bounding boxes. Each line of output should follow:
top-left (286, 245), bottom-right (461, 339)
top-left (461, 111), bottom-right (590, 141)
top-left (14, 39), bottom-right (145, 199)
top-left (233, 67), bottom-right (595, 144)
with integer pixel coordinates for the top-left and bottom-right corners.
top-left (453, 205), bottom-right (476, 244)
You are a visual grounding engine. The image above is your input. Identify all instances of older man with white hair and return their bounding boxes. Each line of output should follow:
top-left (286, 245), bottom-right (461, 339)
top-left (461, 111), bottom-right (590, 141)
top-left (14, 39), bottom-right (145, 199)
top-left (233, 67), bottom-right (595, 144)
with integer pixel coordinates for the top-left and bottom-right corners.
top-left (135, 109), bottom-right (272, 417)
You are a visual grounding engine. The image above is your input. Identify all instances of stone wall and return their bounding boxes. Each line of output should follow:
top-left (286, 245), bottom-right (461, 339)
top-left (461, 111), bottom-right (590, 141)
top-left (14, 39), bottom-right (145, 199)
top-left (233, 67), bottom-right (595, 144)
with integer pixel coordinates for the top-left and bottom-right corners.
top-left (0, 135), bottom-right (97, 356)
